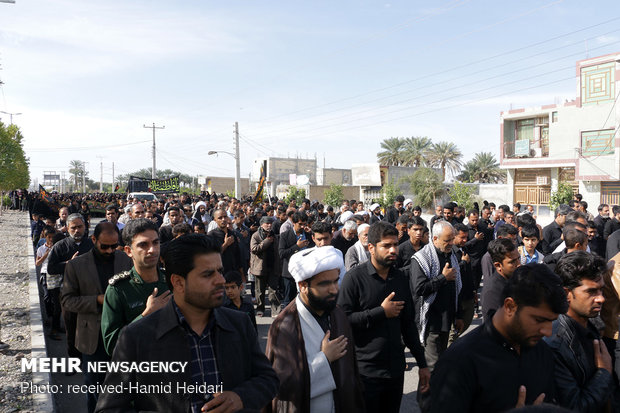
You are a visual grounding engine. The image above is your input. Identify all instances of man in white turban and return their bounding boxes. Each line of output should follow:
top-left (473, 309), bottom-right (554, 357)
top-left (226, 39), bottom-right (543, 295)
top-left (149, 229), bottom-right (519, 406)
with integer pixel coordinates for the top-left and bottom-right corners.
top-left (265, 246), bottom-right (365, 413)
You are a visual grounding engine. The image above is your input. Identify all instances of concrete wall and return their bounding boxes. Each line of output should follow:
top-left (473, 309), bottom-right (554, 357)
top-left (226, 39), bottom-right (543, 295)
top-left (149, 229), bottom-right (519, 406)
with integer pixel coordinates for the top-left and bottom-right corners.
top-left (319, 168), bottom-right (352, 186)
top-left (477, 184), bottom-right (510, 206)
top-left (307, 185), bottom-right (362, 206)
top-left (202, 177), bottom-right (250, 196)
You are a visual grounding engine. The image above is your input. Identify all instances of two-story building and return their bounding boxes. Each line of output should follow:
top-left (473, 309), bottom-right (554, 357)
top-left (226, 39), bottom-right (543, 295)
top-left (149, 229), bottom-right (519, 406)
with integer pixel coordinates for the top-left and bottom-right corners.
top-left (500, 52), bottom-right (620, 213)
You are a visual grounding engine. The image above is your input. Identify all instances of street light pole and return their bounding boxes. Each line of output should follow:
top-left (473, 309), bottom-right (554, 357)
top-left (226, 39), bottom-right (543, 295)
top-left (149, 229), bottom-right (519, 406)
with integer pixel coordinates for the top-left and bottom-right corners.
top-left (208, 147), bottom-right (240, 198)
top-left (0, 111), bottom-right (22, 124)
top-left (234, 122), bottom-right (240, 199)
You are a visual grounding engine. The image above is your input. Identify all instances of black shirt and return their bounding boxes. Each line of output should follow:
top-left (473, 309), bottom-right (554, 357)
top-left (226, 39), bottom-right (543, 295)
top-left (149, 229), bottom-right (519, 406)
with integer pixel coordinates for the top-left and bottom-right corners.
top-left (430, 319), bottom-right (556, 413)
top-left (93, 249), bottom-right (116, 293)
top-left (47, 237), bottom-right (94, 276)
top-left (396, 240), bottom-right (423, 273)
top-left (299, 298), bottom-right (331, 333)
top-left (481, 270), bottom-right (508, 319)
top-left (337, 260), bottom-right (427, 379)
top-left (604, 218), bottom-right (620, 240)
top-left (331, 231), bottom-right (357, 258)
top-left (223, 297), bottom-right (257, 332)
top-left (542, 221), bottom-right (563, 255)
top-left (207, 228), bottom-right (242, 273)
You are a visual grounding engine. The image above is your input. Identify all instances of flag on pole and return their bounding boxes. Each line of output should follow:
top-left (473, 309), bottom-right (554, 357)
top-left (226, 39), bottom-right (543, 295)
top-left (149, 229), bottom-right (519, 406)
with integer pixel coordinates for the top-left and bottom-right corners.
top-left (252, 161), bottom-right (267, 205)
top-left (38, 184), bottom-right (53, 204)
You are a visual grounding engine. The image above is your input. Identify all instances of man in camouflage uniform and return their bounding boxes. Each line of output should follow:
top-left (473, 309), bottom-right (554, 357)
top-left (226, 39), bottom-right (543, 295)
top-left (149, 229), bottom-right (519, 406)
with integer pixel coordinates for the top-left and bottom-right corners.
top-left (101, 219), bottom-right (170, 356)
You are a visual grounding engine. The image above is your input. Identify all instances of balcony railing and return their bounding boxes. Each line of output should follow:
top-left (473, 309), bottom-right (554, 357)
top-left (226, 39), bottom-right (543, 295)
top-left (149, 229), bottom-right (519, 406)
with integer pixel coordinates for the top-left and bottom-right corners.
top-left (504, 139), bottom-right (549, 159)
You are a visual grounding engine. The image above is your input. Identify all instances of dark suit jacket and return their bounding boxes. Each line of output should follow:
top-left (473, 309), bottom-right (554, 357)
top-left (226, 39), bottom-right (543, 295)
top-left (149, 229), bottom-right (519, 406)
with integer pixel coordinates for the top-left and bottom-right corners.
top-left (95, 301), bottom-right (279, 413)
top-left (278, 229), bottom-right (313, 279)
top-left (61, 249), bottom-right (132, 355)
top-left (606, 229), bottom-right (620, 261)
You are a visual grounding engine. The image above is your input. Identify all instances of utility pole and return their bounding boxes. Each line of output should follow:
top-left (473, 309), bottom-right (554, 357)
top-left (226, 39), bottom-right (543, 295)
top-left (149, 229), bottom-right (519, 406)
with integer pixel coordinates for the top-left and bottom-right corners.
top-left (143, 123), bottom-right (165, 179)
top-left (234, 122), bottom-right (240, 199)
top-left (112, 162), bottom-right (115, 193)
top-left (97, 156), bottom-right (103, 192)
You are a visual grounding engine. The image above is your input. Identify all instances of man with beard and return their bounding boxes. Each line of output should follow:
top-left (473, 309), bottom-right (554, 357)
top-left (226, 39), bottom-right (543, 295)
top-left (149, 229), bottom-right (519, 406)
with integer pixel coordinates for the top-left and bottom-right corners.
top-left (411, 221), bottom-right (463, 371)
top-left (545, 251), bottom-right (614, 412)
top-left (104, 204), bottom-right (125, 231)
top-left (101, 219), bottom-right (171, 356)
top-left (430, 263), bottom-right (567, 412)
top-left (47, 213), bottom-right (94, 360)
top-left (594, 204), bottom-right (610, 240)
top-left (95, 235), bottom-right (279, 413)
top-left (344, 223), bottom-right (370, 271)
top-left (266, 246), bottom-right (365, 412)
top-left (338, 222), bottom-right (429, 413)
top-left (60, 222), bottom-right (132, 413)
top-left (159, 206), bottom-right (184, 244)
top-left (208, 208), bottom-right (243, 278)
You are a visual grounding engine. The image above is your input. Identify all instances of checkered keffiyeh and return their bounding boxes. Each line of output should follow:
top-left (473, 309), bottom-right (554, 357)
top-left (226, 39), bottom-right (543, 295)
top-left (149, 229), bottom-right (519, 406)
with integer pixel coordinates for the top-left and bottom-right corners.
top-left (412, 242), bottom-right (462, 343)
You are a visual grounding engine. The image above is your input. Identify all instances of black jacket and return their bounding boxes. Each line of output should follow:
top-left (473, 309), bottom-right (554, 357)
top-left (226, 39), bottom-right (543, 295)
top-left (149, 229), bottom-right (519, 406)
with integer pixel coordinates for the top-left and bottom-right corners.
top-left (541, 221), bottom-right (563, 255)
top-left (95, 301), bottom-right (279, 413)
top-left (544, 314), bottom-right (613, 413)
top-left (278, 228), bottom-right (313, 279)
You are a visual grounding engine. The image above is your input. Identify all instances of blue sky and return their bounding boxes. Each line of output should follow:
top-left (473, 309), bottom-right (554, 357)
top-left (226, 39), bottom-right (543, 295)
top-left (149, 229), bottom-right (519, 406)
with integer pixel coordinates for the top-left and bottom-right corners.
top-left (1, 0), bottom-right (619, 185)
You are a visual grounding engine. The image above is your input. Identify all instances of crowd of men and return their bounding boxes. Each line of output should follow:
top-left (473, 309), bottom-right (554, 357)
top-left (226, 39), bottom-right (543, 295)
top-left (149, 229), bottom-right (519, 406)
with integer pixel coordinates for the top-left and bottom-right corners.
top-left (14, 189), bottom-right (620, 412)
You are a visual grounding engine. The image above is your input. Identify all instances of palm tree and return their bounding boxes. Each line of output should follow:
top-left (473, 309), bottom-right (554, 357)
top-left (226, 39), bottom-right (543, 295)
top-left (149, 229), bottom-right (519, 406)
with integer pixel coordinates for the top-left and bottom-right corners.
top-left (458, 152), bottom-right (505, 183)
top-left (377, 137), bottom-right (406, 166)
top-left (403, 136), bottom-right (432, 167)
top-left (470, 152), bottom-right (505, 183)
top-left (69, 160), bottom-right (86, 191)
top-left (457, 160), bottom-right (478, 183)
top-left (428, 141), bottom-right (463, 181)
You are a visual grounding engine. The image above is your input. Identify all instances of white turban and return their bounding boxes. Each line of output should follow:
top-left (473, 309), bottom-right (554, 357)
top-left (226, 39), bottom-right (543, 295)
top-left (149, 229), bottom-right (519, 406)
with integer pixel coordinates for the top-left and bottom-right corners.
top-left (288, 246), bottom-right (346, 284)
top-left (369, 203), bottom-right (380, 212)
top-left (339, 210), bottom-right (354, 223)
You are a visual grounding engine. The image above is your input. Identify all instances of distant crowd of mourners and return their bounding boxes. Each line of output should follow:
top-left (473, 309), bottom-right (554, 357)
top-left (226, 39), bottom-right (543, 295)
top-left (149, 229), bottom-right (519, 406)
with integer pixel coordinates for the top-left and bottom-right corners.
top-left (5, 187), bottom-right (620, 412)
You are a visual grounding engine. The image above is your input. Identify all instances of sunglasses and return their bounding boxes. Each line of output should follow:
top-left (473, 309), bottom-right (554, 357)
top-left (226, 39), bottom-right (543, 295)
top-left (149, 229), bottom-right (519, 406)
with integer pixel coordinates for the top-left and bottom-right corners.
top-left (99, 243), bottom-right (119, 250)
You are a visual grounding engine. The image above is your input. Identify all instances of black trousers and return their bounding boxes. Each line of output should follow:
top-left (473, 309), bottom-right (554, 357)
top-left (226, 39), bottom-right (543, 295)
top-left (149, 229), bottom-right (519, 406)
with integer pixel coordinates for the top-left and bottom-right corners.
top-left (361, 374), bottom-right (404, 413)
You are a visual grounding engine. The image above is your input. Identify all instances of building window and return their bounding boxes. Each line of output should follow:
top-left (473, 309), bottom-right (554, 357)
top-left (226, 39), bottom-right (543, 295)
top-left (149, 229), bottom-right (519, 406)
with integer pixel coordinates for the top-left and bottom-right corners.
top-left (552, 111), bottom-right (558, 122)
top-left (581, 129), bottom-right (615, 156)
top-left (581, 62), bottom-right (615, 106)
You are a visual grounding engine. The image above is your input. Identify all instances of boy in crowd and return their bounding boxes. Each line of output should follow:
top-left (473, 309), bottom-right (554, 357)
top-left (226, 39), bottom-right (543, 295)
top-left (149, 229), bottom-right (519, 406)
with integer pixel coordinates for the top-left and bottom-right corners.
top-left (224, 271), bottom-right (257, 331)
top-left (518, 224), bottom-right (544, 264)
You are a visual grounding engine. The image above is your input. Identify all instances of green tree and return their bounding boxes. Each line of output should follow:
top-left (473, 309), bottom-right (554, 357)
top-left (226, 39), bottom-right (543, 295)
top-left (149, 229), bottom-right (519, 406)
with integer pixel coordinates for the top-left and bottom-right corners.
top-left (449, 181), bottom-right (477, 211)
top-left (428, 141), bottom-right (463, 181)
top-left (323, 184), bottom-right (344, 208)
top-left (549, 182), bottom-right (574, 211)
top-left (377, 137), bottom-right (406, 166)
top-left (284, 186), bottom-right (306, 205)
top-left (403, 136), bottom-right (432, 167)
top-left (0, 122), bottom-right (30, 212)
top-left (69, 160), bottom-right (88, 192)
top-left (458, 152), bottom-right (505, 183)
top-left (406, 168), bottom-right (444, 208)
top-left (376, 182), bottom-right (402, 210)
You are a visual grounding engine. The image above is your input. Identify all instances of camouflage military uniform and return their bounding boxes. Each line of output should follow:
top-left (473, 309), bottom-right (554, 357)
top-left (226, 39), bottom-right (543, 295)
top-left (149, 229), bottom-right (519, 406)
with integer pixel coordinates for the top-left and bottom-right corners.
top-left (101, 267), bottom-right (169, 355)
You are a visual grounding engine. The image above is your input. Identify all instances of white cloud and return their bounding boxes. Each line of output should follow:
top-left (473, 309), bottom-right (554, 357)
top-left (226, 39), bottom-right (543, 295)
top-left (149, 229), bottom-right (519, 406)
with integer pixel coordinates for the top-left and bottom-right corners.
top-left (0, 1), bottom-right (247, 78)
top-left (596, 34), bottom-right (620, 45)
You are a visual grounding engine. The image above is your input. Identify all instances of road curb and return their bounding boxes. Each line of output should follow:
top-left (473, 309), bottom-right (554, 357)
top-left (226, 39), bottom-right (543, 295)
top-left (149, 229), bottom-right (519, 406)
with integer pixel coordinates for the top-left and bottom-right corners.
top-left (26, 215), bottom-right (54, 412)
